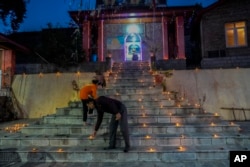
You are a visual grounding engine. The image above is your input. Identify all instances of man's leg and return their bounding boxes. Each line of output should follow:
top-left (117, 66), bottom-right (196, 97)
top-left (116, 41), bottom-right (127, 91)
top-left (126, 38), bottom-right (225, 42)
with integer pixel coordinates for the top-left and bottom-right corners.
top-left (120, 105), bottom-right (130, 152)
top-left (107, 114), bottom-right (119, 149)
top-left (81, 99), bottom-right (88, 125)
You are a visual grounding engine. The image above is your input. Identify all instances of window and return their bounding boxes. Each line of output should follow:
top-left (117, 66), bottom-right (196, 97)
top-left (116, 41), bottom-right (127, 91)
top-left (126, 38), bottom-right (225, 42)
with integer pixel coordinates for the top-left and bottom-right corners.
top-left (225, 21), bottom-right (247, 47)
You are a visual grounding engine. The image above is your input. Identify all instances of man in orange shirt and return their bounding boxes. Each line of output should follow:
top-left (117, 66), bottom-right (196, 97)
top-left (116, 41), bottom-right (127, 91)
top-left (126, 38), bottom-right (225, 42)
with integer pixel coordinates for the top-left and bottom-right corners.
top-left (79, 79), bottom-right (98, 126)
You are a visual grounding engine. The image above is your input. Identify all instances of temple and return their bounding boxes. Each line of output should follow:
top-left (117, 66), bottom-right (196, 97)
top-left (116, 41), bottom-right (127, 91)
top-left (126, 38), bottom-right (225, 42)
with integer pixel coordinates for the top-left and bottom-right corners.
top-left (69, 0), bottom-right (196, 63)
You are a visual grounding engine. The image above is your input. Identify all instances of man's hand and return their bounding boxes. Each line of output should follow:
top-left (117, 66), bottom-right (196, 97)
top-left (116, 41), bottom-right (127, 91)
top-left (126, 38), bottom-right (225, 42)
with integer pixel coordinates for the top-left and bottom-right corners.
top-left (116, 113), bottom-right (121, 120)
top-left (92, 131), bottom-right (97, 138)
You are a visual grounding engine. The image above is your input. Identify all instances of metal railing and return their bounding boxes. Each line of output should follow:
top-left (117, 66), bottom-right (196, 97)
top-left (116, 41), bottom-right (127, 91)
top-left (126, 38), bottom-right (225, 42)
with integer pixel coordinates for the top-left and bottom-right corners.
top-left (221, 107), bottom-right (250, 121)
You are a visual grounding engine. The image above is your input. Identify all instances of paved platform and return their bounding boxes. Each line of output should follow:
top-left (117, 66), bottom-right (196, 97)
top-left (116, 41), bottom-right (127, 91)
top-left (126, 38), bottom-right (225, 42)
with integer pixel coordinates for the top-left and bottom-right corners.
top-left (0, 161), bottom-right (229, 167)
top-left (1, 119), bottom-right (250, 167)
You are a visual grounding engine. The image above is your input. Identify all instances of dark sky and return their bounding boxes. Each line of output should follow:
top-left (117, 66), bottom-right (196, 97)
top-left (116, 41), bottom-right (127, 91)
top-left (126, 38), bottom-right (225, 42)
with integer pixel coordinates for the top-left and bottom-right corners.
top-left (0, 0), bottom-right (217, 33)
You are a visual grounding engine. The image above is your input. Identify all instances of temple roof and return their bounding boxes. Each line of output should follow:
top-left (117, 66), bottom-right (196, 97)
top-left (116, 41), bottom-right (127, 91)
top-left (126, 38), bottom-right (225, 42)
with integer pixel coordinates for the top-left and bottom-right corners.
top-left (69, 5), bottom-right (197, 23)
top-left (0, 33), bottom-right (30, 53)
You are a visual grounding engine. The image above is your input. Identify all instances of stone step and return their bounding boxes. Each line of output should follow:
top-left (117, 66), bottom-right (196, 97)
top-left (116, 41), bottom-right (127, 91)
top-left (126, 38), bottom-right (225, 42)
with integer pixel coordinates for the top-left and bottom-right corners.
top-left (112, 62), bottom-right (150, 67)
top-left (57, 106), bottom-right (203, 116)
top-left (107, 82), bottom-right (155, 87)
top-left (0, 132), bottom-right (248, 148)
top-left (111, 67), bottom-right (150, 71)
top-left (106, 77), bottom-right (154, 82)
top-left (0, 145), bottom-right (248, 163)
top-left (105, 93), bottom-right (175, 101)
top-left (111, 67), bottom-right (151, 71)
top-left (71, 98), bottom-right (177, 107)
top-left (109, 73), bottom-right (153, 78)
top-left (97, 87), bottom-right (163, 95)
top-left (42, 114), bottom-right (222, 125)
top-left (19, 122), bottom-right (240, 136)
top-left (69, 99), bottom-right (175, 108)
top-left (112, 61), bottom-right (150, 67)
top-left (106, 75), bottom-right (154, 80)
top-left (106, 77), bottom-right (154, 84)
top-left (0, 161), bottom-right (233, 167)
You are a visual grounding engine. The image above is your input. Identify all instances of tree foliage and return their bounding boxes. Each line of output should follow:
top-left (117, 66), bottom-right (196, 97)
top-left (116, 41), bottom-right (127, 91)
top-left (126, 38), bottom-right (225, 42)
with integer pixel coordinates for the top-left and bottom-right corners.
top-left (0, 0), bottom-right (27, 31)
top-left (35, 24), bottom-right (85, 68)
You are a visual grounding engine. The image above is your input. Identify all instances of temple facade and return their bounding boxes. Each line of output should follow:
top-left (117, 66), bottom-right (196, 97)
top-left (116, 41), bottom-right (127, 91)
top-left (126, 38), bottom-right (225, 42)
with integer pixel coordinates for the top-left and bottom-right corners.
top-left (69, 0), bottom-right (196, 63)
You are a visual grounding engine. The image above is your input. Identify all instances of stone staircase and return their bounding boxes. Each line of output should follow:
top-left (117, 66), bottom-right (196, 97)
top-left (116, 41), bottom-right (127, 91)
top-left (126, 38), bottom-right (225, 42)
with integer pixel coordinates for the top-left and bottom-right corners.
top-left (0, 61), bottom-right (250, 166)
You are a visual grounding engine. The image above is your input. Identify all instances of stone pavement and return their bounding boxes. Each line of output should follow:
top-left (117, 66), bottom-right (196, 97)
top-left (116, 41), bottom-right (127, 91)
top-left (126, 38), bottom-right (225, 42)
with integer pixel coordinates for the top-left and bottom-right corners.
top-left (0, 160), bottom-right (230, 167)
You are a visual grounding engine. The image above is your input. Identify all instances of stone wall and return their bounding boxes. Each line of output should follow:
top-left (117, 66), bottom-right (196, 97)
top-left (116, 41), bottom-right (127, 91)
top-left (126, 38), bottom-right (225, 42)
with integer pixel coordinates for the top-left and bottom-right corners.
top-left (11, 73), bottom-right (95, 118)
top-left (164, 68), bottom-right (250, 120)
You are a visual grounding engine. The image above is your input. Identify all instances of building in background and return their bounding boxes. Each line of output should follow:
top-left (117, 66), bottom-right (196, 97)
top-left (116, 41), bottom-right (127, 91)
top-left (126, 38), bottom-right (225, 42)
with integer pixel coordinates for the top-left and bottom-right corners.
top-left (69, 0), bottom-right (197, 69)
top-left (0, 34), bottom-right (30, 90)
top-left (198, 0), bottom-right (250, 68)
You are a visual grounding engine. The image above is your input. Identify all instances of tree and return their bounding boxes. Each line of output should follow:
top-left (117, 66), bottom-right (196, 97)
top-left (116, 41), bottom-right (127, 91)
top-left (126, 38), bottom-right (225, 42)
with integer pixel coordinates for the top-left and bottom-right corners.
top-left (35, 23), bottom-right (85, 68)
top-left (0, 0), bottom-right (27, 31)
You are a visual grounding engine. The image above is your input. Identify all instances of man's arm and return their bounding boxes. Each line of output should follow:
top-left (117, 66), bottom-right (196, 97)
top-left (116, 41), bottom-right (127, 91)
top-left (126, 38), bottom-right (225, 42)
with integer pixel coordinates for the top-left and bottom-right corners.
top-left (94, 111), bottom-right (104, 132)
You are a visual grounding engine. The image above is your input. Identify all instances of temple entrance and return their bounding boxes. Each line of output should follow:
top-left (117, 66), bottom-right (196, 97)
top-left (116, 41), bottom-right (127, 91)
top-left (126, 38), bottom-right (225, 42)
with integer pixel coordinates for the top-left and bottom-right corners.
top-left (124, 33), bottom-right (142, 61)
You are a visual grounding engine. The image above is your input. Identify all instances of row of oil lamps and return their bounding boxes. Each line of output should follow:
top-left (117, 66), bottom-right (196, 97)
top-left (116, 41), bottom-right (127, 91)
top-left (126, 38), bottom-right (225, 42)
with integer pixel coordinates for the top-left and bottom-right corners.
top-left (4, 123), bottom-right (29, 133)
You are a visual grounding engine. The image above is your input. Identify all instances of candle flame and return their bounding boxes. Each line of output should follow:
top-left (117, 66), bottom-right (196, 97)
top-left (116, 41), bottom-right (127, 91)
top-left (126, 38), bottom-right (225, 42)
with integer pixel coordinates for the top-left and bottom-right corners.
top-left (57, 148), bottom-right (64, 152)
top-left (176, 123), bottom-right (180, 127)
top-left (148, 148), bottom-right (156, 152)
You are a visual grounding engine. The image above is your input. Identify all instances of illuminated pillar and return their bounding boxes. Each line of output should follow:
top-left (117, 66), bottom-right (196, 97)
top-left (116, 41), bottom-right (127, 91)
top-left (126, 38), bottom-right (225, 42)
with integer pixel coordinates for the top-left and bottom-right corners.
top-left (98, 19), bottom-right (104, 62)
top-left (82, 21), bottom-right (91, 61)
top-left (162, 16), bottom-right (169, 60)
top-left (176, 16), bottom-right (185, 59)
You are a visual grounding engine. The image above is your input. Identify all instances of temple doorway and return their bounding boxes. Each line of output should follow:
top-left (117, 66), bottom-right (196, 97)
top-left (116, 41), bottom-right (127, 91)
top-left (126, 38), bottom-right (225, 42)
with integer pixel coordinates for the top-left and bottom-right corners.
top-left (124, 33), bottom-right (142, 61)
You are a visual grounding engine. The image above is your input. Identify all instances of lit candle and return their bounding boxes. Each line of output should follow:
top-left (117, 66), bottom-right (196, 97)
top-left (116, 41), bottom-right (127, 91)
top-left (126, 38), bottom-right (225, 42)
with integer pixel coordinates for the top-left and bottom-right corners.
top-left (76, 71), bottom-right (80, 76)
top-left (178, 146), bottom-right (186, 151)
top-left (39, 72), bottom-right (43, 78)
top-left (89, 135), bottom-right (94, 140)
top-left (57, 148), bottom-right (64, 152)
top-left (148, 148), bottom-right (155, 152)
top-left (32, 148), bottom-right (37, 152)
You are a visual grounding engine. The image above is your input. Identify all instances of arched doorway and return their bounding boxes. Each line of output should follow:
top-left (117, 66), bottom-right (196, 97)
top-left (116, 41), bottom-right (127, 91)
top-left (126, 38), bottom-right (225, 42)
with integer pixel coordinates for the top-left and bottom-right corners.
top-left (124, 33), bottom-right (142, 61)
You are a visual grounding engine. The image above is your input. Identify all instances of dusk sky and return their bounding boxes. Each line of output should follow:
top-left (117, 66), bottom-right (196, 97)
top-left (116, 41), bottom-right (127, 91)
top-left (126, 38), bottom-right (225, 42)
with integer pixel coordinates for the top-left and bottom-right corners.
top-left (0, 0), bottom-right (217, 33)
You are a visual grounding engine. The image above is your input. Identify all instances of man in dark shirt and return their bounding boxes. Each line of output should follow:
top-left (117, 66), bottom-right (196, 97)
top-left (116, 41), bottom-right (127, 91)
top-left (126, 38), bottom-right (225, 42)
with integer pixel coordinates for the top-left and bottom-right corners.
top-left (87, 96), bottom-right (130, 152)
